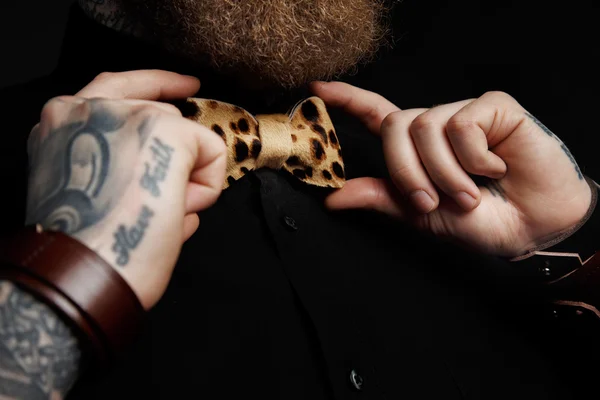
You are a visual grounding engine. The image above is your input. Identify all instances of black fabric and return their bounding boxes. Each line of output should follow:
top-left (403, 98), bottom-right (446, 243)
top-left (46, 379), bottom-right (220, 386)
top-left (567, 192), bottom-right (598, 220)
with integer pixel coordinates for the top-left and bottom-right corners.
top-left (1, 1), bottom-right (599, 399)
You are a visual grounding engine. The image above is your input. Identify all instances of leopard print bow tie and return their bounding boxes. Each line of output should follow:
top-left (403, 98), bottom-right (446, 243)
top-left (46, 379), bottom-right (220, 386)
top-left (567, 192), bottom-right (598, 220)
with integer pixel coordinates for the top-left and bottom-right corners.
top-left (180, 97), bottom-right (345, 189)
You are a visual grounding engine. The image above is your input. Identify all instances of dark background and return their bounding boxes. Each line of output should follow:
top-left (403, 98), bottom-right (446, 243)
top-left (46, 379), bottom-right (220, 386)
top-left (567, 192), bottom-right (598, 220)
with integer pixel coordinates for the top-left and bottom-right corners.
top-left (0, 0), bottom-right (73, 88)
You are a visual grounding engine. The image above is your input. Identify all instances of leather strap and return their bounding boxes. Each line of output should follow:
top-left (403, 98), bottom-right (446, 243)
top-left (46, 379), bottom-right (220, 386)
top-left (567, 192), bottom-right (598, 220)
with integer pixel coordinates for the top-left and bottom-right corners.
top-left (0, 226), bottom-right (145, 367)
top-left (507, 176), bottom-right (600, 319)
top-left (543, 251), bottom-right (600, 318)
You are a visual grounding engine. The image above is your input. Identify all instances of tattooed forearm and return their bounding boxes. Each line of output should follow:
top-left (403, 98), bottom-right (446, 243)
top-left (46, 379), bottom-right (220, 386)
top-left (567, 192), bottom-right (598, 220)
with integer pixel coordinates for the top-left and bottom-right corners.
top-left (140, 138), bottom-right (174, 197)
top-left (78, 0), bottom-right (139, 34)
top-left (526, 112), bottom-right (584, 180)
top-left (112, 205), bottom-right (155, 267)
top-left (0, 281), bottom-right (82, 400)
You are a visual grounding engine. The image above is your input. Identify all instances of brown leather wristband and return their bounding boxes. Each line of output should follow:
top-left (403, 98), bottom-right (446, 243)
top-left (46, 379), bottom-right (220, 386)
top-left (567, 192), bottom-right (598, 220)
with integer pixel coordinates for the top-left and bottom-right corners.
top-left (507, 176), bottom-right (600, 319)
top-left (543, 251), bottom-right (600, 318)
top-left (0, 225), bottom-right (145, 368)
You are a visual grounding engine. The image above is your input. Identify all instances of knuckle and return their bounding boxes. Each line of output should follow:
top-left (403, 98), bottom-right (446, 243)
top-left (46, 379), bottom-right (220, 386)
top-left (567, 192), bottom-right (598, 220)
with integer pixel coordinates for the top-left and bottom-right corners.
top-left (41, 96), bottom-right (66, 111)
top-left (39, 103), bottom-right (55, 124)
top-left (94, 71), bottom-right (116, 82)
top-left (381, 110), bottom-right (405, 132)
top-left (481, 90), bottom-right (514, 103)
top-left (410, 113), bottom-right (437, 135)
top-left (446, 116), bottom-right (477, 135)
top-left (40, 98), bottom-right (58, 116)
top-left (40, 96), bottom-right (83, 121)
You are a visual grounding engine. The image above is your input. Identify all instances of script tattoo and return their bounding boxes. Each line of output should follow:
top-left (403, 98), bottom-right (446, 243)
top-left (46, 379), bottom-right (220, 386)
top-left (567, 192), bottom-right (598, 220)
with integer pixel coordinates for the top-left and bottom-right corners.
top-left (0, 281), bottom-right (82, 400)
top-left (112, 205), bottom-right (155, 267)
top-left (25, 99), bottom-right (153, 236)
top-left (140, 138), bottom-right (174, 197)
top-left (526, 112), bottom-right (584, 180)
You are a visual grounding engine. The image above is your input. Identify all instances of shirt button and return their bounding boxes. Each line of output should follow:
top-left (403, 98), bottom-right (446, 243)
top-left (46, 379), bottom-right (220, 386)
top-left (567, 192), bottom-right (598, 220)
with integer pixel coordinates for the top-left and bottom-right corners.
top-left (349, 369), bottom-right (364, 391)
top-left (283, 216), bottom-right (298, 231)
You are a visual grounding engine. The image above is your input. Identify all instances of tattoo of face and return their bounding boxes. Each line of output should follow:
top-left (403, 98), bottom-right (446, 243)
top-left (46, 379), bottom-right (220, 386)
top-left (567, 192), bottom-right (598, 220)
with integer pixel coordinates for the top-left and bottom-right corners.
top-left (140, 138), bottom-right (174, 197)
top-left (112, 205), bottom-right (155, 267)
top-left (26, 99), bottom-right (153, 236)
top-left (0, 281), bottom-right (82, 400)
top-left (526, 112), bottom-right (584, 180)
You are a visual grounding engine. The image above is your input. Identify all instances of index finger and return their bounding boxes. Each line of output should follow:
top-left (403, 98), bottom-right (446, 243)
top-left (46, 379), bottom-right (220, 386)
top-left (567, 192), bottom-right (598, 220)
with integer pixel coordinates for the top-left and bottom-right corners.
top-left (309, 81), bottom-right (400, 135)
top-left (76, 70), bottom-right (201, 100)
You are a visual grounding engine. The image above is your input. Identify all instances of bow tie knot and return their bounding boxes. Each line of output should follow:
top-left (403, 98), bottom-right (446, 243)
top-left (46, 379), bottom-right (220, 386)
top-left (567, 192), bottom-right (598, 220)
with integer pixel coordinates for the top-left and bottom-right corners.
top-left (254, 114), bottom-right (294, 170)
top-left (181, 97), bottom-right (346, 189)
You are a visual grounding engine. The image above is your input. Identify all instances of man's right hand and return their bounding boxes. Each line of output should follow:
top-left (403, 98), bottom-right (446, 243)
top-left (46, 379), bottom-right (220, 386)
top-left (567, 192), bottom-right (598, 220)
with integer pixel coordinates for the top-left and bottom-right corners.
top-left (26, 70), bottom-right (227, 309)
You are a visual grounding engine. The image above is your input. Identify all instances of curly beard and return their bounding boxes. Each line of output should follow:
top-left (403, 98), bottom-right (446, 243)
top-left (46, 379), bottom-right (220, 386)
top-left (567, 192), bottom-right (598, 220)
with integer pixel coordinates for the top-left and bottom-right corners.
top-left (120, 0), bottom-right (393, 89)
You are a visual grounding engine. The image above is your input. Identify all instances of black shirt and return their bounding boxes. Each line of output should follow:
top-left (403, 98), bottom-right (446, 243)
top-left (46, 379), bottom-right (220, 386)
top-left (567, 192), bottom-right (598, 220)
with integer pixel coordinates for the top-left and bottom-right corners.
top-left (1, 2), bottom-right (599, 399)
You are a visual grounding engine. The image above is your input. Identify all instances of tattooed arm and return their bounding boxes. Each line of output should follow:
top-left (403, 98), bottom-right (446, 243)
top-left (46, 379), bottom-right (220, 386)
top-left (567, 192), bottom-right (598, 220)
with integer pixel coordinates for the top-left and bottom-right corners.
top-left (0, 71), bottom-right (226, 398)
top-left (0, 282), bottom-right (82, 400)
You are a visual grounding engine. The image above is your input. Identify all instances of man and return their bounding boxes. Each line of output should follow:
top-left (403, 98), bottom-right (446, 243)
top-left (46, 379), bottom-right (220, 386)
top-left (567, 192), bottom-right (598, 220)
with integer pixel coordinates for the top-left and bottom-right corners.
top-left (0, 0), bottom-right (598, 399)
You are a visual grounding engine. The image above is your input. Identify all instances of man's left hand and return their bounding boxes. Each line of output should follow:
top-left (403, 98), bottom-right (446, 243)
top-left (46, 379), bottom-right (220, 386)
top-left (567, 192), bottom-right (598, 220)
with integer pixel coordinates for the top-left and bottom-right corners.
top-left (311, 82), bottom-right (592, 257)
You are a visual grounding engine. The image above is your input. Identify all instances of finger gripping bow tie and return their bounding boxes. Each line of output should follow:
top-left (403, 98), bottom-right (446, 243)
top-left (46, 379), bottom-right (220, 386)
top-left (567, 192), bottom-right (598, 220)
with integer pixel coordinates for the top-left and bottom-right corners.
top-left (181, 97), bottom-right (346, 189)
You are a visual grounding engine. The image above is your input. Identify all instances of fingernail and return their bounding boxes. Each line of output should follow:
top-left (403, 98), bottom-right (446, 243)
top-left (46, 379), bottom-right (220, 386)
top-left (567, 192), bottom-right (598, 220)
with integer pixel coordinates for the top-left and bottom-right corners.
top-left (410, 190), bottom-right (435, 213)
top-left (456, 191), bottom-right (477, 210)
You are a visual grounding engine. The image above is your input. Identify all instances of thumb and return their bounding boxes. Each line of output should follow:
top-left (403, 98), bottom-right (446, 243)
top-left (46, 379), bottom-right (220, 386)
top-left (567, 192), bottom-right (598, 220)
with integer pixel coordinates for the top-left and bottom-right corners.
top-left (325, 177), bottom-right (406, 219)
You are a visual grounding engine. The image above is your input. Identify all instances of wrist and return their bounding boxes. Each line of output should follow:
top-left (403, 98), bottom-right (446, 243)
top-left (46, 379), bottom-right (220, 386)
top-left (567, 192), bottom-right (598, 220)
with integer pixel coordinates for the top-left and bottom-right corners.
top-left (507, 176), bottom-right (600, 318)
top-left (511, 176), bottom-right (598, 263)
top-left (528, 177), bottom-right (594, 255)
top-left (38, 200), bottom-right (168, 310)
top-left (0, 225), bottom-right (146, 369)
